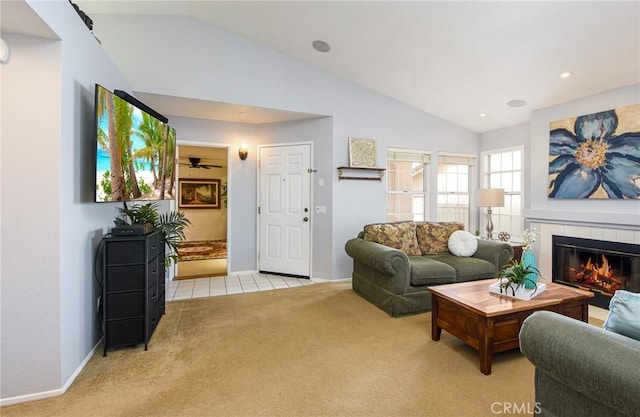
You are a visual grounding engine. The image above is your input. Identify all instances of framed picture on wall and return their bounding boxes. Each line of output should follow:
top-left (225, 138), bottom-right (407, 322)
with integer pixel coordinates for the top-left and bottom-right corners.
top-left (348, 137), bottom-right (377, 167)
top-left (178, 178), bottom-right (221, 209)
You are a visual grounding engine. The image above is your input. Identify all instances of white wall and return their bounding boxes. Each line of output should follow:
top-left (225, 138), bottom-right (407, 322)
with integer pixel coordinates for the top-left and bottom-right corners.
top-left (88, 13), bottom-right (481, 280)
top-left (1, 0), bottom-right (138, 404)
top-left (7, 1), bottom-right (635, 404)
top-left (522, 84), bottom-right (640, 280)
top-left (258, 117), bottom-right (334, 279)
top-left (480, 123), bottom-right (529, 151)
top-left (170, 116), bottom-right (257, 272)
top-left (1, 31), bottom-right (62, 401)
top-left (170, 115), bottom-right (334, 278)
top-left (526, 84), bottom-right (640, 226)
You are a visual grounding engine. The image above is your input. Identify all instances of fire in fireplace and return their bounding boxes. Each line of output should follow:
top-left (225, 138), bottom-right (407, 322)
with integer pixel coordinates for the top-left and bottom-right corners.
top-left (576, 254), bottom-right (620, 292)
top-left (552, 235), bottom-right (640, 309)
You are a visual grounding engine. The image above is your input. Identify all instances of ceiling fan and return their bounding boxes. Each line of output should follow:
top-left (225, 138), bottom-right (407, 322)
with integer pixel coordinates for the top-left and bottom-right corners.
top-left (180, 157), bottom-right (223, 169)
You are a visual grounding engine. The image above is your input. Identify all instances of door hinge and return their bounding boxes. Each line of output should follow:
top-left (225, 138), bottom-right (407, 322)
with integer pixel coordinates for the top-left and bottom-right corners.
top-left (308, 168), bottom-right (317, 173)
top-left (258, 206), bottom-right (260, 214)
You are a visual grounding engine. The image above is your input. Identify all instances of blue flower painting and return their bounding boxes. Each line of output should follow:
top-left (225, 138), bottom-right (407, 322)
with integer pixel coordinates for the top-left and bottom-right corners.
top-left (548, 105), bottom-right (640, 199)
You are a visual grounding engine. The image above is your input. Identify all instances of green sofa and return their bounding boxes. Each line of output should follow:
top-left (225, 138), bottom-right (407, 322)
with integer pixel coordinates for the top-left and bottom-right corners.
top-left (344, 221), bottom-right (513, 317)
top-left (519, 311), bottom-right (640, 417)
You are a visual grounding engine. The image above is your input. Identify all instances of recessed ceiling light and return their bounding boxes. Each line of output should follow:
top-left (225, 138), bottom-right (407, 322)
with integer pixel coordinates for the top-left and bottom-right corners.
top-left (560, 72), bottom-right (572, 78)
top-left (507, 99), bottom-right (527, 108)
top-left (312, 40), bottom-right (331, 53)
top-left (479, 113), bottom-right (487, 117)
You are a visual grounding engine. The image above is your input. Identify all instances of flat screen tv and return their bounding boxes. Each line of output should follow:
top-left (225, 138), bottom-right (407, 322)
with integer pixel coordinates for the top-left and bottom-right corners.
top-left (94, 84), bottom-right (176, 202)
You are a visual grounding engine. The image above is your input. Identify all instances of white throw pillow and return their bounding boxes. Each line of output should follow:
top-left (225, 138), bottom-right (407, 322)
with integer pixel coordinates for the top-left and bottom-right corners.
top-left (448, 230), bottom-right (478, 257)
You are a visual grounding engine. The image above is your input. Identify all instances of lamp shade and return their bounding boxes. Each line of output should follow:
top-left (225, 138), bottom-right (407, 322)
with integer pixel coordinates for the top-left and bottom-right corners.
top-left (475, 188), bottom-right (505, 207)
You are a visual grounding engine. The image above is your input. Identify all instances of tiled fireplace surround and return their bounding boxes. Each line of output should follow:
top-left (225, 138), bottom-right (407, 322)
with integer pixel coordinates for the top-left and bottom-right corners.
top-left (528, 219), bottom-right (640, 318)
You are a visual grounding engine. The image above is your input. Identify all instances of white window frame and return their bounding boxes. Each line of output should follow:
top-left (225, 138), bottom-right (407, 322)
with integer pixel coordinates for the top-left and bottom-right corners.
top-left (481, 146), bottom-right (524, 240)
top-left (386, 148), bottom-right (431, 221)
top-left (436, 153), bottom-right (475, 230)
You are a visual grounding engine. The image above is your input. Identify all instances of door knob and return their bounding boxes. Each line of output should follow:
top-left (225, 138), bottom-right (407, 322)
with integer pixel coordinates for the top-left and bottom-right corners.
top-left (303, 217), bottom-right (309, 222)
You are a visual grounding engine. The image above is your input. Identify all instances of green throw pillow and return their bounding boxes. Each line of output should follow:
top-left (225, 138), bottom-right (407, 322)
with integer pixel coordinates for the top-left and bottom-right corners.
top-left (603, 290), bottom-right (640, 341)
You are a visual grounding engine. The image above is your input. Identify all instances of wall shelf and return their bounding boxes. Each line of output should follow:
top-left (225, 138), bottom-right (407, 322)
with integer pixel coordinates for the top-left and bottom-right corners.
top-left (337, 166), bottom-right (386, 181)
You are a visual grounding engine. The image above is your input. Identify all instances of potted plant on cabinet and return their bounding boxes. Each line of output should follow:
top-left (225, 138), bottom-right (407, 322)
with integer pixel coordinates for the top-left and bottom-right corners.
top-left (114, 202), bottom-right (191, 266)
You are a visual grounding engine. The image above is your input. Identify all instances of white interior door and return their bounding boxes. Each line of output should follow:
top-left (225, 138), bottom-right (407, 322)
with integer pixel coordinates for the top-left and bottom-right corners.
top-left (258, 144), bottom-right (311, 277)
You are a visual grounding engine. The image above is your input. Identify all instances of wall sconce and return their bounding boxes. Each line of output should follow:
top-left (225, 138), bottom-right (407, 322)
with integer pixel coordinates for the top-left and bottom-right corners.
top-left (475, 188), bottom-right (505, 240)
top-left (239, 144), bottom-right (248, 161)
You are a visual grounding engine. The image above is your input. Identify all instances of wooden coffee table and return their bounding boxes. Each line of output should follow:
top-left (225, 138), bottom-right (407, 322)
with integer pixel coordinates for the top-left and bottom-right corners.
top-left (429, 279), bottom-right (593, 375)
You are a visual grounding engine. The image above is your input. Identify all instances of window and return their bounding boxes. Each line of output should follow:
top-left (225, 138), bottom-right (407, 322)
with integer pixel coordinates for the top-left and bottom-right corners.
top-left (386, 149), bottom-right (431, 221)
top-left (482, 148), bottom-right (523, 238)
top-left (437, 154), bottom-right (475, 229)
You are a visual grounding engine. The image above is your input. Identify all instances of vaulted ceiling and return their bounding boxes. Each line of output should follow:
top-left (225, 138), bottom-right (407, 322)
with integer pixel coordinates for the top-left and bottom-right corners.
top-left (43, 1), bottom-right (640, 132)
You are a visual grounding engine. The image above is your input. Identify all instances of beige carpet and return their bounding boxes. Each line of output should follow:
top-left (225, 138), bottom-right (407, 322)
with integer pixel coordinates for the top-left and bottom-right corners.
top-left (3, 282), bottom-right (541, 417)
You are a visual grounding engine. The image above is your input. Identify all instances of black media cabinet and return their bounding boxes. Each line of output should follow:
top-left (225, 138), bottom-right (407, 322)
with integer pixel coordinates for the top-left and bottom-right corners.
top-left (101, 230), bottom-right (165, 356)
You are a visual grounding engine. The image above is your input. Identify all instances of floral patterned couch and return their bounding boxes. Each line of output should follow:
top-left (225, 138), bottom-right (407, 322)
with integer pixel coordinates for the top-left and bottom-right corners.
top-left (344, 221), bottom-right (513, 317)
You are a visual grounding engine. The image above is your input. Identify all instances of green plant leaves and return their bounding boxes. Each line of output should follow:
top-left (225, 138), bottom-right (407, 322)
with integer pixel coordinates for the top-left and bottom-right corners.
top-left (498, 259), bottom-right (540, 293)
top-left (115, 202), bottom-right (191, 267)
top-left (159, 210), bottom-right (191, 267)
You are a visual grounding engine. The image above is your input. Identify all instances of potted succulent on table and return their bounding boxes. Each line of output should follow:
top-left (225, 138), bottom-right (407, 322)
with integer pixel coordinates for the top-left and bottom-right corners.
top-left (489, 259), bottom-right (546, 300)
top-left (114, 202), bottom-right (191, 266)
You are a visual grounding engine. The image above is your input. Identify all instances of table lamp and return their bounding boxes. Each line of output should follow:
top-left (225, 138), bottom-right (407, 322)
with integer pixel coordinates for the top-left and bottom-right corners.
top-left (475, 188), bottom-right (504, 240)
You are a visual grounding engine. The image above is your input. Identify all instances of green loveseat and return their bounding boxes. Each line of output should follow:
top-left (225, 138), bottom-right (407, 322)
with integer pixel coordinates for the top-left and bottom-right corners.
top-left (520, 311), bottom-right (640, 417)
top-left (344, 221), bottom-right (513, 317)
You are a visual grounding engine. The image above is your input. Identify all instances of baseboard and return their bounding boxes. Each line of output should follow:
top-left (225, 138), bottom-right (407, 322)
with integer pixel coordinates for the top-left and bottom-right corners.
top-left (0, 340), bottom-right (102, 406)
top-left (174, 272), bottom-right (226, 280)
top-left (62, 340), bottom-right (102, 392)
top-left (227, 269), bottom-right (258, 275)
top-left (172, 269), bottom-right (353, 283)
top-left (312, 277), bottom-right (352, 283)
top-left (0, 387), bottom-right (64, 407)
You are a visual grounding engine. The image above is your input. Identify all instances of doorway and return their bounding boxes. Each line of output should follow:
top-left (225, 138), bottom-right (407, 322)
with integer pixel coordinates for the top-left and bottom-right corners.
top-left (258, 143), bottom-right (312, 278)
top-left (175, 143), bottom-right (229, 279)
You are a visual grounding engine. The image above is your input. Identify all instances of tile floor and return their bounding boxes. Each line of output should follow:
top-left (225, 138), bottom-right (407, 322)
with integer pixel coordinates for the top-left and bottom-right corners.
top-left (166, 272), bottom-right (315, 301)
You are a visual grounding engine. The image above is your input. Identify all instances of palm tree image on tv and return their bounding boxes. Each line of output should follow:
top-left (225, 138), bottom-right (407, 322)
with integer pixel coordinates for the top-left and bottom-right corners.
top-left (95, 86), bottom-right (175, 202)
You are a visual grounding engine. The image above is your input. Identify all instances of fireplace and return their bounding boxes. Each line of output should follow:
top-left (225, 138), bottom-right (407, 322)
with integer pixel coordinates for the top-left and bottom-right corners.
top-left (552, 235), bottom-right (640, 309)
